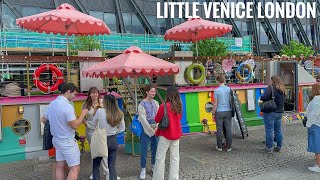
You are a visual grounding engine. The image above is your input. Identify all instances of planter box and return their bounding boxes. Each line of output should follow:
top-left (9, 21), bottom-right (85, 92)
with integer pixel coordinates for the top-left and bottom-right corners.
top-left (125, 142), bottom-right (141, 155)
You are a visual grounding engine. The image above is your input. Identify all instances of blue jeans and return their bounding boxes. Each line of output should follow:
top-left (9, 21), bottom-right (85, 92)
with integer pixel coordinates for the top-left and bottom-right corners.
top-left (263, 112), bottom-right (283, 150)
top-left (140, 131), bottom-right (158, 168)
top-left (93, 135), bottom-right (118, 180)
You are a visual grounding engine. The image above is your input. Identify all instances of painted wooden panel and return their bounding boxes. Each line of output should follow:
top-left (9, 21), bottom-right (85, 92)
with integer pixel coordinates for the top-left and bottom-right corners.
top-left (2, 105), bottom-right (23, 127)
top-left (255, 88), bottom-right (263, 117)
top-left (236, 90), bottom-right (246, 104)
top-left (198, 92), bottom-right (216, 131)
top-left (0, 127), bottom-right (26, 163)
top-left (180, 93), bottom-right (187, 125)
top-left (24, 105), bottom-right (42, 152)
top-left (185, 93), bottom-right (201, 132)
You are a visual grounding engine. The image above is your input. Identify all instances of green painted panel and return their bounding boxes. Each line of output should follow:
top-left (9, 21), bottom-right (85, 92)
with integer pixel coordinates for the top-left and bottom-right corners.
top-left (185, 93), bottom-right (200, 129)
top-left (0, 127), bottom-right (25, 163)
top-left (240, 103), bottom-right (258, 118)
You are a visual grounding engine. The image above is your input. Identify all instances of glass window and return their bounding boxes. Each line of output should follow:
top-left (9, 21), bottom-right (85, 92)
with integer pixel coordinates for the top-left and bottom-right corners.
top-left (2, 4), bottom-right (19, 29)
top-left (21, 6), bottom-right (40, 17)
top-left (122, 13), bottom-right (132, 33)
top-left (258, 22), bottom-right (268, 44)
top-left (103, 13), bottom-right (117, 32)
top-left (12, 119), bottom-right (31, 136)
top-left (89, 11), bottom-right (104, 21)
top-left (131, 14), bottom-right (145, 34)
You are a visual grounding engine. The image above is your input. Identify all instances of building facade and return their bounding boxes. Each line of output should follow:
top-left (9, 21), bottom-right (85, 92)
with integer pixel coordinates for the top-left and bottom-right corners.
top-left (0, 0), bottom-right (319, 56)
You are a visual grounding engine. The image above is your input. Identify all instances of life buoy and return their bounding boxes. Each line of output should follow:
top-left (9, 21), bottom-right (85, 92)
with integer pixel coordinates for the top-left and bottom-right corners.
top-left (185, 63), bottom-right (206, 84)
top-left (33, 64), bottom-right (64, 93)
top-left (235, 63), bottom-right (253, 82)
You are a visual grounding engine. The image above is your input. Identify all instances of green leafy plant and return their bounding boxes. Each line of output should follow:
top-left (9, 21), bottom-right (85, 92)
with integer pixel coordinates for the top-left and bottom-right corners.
top-left (125, 131), bottom-right (140, 142)
top-left (68, 36), bottom-right (102, 56)
top-left (280, 40), bottom-right (315, 57)
top-left (190, 39), bottom-right (228, 57)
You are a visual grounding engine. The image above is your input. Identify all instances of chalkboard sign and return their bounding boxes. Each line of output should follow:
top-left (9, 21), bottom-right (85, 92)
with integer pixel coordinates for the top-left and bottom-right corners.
top-left (233, 93), bottom-right (248, 139)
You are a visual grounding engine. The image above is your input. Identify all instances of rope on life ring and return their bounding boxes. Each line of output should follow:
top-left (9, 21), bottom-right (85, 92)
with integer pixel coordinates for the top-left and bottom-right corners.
top-left (33, 64), bottom-right (64, 93)
top-left (235, 63), bottom-right (253, 82)
top-left (185, 63), bottom-right (206, 84)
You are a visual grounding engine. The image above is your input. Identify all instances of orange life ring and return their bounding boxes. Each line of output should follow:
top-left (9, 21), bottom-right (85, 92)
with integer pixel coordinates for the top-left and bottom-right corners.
top-left (33, 64), bottom-right (64, 93)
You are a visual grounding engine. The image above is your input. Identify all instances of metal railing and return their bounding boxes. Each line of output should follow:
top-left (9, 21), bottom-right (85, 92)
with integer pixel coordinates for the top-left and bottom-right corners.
top-left (0, 29), bottom-right (252, 54)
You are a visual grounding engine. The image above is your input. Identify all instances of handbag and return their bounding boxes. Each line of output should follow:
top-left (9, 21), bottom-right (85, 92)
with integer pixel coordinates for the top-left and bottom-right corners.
top-left (229, 87), bottom-right (236, 117)
top-left (43, 120), bottom-right (53, 150)
top-left (260, 86), bottom-right (277, 113)
top-left (130, 114), bottom-right (143, 138)
top-left (158, 104), bottom-right (169, 130)
top-left (90, 109), bottom-right (108, 159)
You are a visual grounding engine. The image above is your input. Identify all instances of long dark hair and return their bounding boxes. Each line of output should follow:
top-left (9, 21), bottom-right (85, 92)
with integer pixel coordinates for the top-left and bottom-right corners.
top-left (104, 94), bottom-right (123, 127)
top-left (166, 86), bottom-right (182, 114)
top-left (83, 87), bottom-right (100, 110)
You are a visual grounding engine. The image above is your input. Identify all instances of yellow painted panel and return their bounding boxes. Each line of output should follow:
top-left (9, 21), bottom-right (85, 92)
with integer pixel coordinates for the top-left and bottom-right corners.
top-left (2, 105), bottom-right (23, 127)
top-left (73, 100), bottom-right (89, 150)
top-left (198, 92), bottom-right (216, 131)
top-left (237, 90), bottom-right (246, 104)
top-left (74, 101), bottom-right (84, 117)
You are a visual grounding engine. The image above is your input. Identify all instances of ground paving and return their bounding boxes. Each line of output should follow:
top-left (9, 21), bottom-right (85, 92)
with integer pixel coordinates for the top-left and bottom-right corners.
top-left (1, 121), bottom-right (319, 180)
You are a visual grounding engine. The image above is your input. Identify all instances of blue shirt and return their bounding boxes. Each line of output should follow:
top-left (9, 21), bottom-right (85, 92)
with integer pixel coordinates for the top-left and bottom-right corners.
top-left (214, 85), bottom-right (231, 112)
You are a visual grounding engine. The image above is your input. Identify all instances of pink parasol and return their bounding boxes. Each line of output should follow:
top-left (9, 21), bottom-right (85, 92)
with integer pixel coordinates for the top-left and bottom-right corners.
top-left (16, 3), bottom-right (110, 36)
top-left (164, 18), bottom-right (232, 56)
top-left (82, 46), bottom-right (180, 111)
top-left (82, 46), bottom-right (180, 78)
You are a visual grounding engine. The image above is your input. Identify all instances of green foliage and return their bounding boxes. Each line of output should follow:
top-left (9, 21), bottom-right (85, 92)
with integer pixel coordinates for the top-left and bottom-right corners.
top-left (68, 36), bottom-right (102, 56)
top-left (280, 40), bottom-right (315, 57)
top-left (125, 131), bottom-right (140, 142)
top-left (190, 39), bottom-right (228, 57)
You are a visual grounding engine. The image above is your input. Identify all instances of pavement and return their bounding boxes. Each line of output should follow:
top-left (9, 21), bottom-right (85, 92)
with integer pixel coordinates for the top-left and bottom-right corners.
top-left (1, 121), bottom-right (320, 180)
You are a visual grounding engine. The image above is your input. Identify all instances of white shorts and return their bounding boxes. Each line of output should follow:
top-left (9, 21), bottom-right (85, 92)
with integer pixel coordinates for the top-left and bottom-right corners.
top-left (52, 137), bottom-right (80, 167)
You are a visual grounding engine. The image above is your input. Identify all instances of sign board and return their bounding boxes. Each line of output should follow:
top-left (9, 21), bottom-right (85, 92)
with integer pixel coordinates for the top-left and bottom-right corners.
top-left (39, 105), bottom-right (49, 135)
top-left (233, 93), bottom-right (248, 139)
top-left (246, 89), bottom-right (256, 111)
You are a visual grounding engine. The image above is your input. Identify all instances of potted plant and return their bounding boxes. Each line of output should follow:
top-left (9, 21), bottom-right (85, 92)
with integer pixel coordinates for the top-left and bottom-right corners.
top-left (124, 130), bottom-right (141, 155)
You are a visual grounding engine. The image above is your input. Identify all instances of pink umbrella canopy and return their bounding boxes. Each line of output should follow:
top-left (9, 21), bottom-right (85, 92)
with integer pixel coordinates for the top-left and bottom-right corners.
top-left (16, 3), bottom-right (110, 36)
top-left (164, 18), bottom-right (232, 42)
top-left (82, 46), bottom-right (180, 78)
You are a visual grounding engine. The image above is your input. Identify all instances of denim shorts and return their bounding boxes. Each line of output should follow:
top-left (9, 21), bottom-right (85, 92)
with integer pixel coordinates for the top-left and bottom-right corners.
top-left (307, 124), bottom-right (320, 153)
top-left (52, 137), bottom-right (80, 167)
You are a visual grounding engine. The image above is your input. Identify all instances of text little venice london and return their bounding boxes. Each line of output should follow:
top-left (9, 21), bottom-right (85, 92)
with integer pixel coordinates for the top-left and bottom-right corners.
top-left (156, 2), bottom-right (317, 19)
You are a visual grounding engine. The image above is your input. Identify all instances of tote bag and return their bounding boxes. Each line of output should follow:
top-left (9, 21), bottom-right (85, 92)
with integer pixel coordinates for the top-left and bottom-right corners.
top-left (90, 109), bottom-right (108, 159)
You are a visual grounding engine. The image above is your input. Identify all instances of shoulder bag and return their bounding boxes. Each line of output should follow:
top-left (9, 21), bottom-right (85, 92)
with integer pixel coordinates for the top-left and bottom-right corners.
top-left (158, 103), bottom-right (169, 130)
top-left (90, 109), bottom-right (108, 159)
top-left (260, 86), bottom-right (277, 113)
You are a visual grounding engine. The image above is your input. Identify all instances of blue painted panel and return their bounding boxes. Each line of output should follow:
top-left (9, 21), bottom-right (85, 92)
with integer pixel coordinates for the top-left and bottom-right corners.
top-left (180, 93), bottom-right (187, 125)
top-left (117, 99), bottom-right (123, 111)
top-left (255, 88), bottom-right (266, 118)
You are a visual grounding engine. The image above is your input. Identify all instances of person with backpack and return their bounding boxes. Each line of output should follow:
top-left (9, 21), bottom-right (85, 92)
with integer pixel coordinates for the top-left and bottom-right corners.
top-left (152, 86), bottom-right (183, 180)
top-left (212, 74), bottom-right (233, 152)
top-left (138, 85), bottom-right (159, 179)
top-left (91, 94), bottom-right (125, 180)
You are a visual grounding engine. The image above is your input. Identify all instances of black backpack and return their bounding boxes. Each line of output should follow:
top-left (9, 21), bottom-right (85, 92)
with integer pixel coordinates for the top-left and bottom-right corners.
top-left (43, 120), bottom-right (53, 150)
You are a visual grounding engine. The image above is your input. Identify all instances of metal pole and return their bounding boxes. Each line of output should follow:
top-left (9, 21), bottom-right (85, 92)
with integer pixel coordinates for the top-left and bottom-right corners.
top-left (26, 60), bottom-right (30, 96)
top-left (66, 35), bottom-right (71, 82)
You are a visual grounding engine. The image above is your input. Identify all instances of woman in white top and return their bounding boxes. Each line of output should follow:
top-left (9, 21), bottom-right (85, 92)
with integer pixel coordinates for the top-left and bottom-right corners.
top-left (306, 83), bottom-right (320, 173)
top-left (91, 94), bottom-right (125, 180)
top-left (82, 87), bottom-right (103, 179)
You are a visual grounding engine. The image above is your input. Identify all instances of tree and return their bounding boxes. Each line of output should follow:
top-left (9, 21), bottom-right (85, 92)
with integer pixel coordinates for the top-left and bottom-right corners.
top-left (280, 40), bottom-right (315, 57)
top-left (189, 39), bottom-right (228, 57)
top-left (68, 36), bottom-right (102, 56)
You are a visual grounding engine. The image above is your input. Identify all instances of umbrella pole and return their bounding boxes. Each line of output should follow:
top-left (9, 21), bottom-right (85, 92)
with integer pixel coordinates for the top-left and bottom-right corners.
top-left (135, 76), bottom-right (138, 112)
top-left (26, 60), bottom-right (30, 96)
top-left (66, 35), bottom-right (71, 82)
top-left (196, 41), bottom-right (199, 57)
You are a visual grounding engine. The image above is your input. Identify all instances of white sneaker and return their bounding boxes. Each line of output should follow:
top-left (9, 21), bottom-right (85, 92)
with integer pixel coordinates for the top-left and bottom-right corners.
top-left (117, 177), bottom-right (120, 180)
top-left (227, 148), bottom-right (232, 152)
top-left (308, 165), bottom-right (320, 173)
top-left (89, 174), bottom-right (93, 179)
top-left (140, 168), bottom-right (146, 179)
top-left (215, 146), bottom-right (222, 152)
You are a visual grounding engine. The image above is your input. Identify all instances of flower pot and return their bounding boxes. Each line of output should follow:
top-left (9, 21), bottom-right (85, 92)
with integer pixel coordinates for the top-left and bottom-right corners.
top-left (125, 141), bottom-right (141, 155)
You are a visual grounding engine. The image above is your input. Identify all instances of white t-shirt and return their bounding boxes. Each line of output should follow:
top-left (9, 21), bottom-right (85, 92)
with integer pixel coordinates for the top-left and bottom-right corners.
top-left (92, 108), bottom-right (125, 136)
top-left (44, 96), bottom-right (76, 139)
